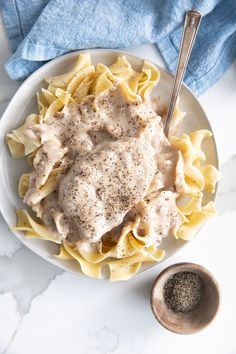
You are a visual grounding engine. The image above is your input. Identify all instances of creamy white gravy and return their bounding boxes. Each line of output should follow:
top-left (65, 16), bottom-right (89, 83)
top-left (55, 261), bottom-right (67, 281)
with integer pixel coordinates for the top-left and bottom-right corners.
top-left (24, 87), bottom-right (182, 248)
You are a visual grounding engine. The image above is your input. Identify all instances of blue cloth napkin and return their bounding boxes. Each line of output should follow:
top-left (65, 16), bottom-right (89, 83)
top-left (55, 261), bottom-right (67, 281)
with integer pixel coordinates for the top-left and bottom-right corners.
top-left (1, 0), bottom-right (236, 95)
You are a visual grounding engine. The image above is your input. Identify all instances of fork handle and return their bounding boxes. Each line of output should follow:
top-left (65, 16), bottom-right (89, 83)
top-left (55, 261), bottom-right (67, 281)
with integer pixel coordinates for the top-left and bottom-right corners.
top-left (164, 10), bottom-right (202, 136)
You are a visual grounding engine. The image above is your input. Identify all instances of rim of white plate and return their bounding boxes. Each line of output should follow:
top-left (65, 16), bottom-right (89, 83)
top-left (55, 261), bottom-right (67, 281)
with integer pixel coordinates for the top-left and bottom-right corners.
top-left (0, 48), bottom-right (220, 278)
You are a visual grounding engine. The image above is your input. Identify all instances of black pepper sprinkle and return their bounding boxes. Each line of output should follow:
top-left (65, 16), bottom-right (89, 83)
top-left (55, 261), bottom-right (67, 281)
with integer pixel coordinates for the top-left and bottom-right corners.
top-left (163, 271), bottom-right (205, 313)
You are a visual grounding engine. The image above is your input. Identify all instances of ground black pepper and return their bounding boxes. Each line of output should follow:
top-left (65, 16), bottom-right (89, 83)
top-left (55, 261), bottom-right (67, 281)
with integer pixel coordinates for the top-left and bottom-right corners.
top-left (164, 271), bottom-right (205, 313)
top-left (25, 86), bottom-right (181, 245)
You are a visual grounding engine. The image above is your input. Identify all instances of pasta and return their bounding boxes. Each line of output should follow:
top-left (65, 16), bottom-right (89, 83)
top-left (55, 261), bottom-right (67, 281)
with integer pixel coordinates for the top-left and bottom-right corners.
top-left (6, 114), bottom-right (41, 158)
top-left (171, 130), bottom-right (220, 195)
top-left (174, 201), bottom-right (216, 241)
top-left (7, 54), bottom-right (220, 281)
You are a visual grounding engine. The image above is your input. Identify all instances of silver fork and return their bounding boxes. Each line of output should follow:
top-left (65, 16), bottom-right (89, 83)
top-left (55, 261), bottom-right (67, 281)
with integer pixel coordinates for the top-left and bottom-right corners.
top-left (164, 10), bottom-right (202, 136)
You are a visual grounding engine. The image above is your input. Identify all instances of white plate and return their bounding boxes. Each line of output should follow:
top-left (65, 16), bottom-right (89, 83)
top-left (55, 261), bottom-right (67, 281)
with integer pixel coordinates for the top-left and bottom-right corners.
top-left (0, 49), bottom-right (219, 277)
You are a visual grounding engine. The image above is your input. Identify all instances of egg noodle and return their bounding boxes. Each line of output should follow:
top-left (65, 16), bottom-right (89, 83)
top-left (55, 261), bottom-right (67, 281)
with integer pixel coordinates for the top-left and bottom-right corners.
top-left (6, 54), bottom-right (220, 281)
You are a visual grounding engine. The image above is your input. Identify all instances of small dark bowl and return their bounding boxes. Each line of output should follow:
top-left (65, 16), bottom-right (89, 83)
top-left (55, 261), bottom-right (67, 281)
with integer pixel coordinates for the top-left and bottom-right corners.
top-left (150, 262), bottom-right (220, 334)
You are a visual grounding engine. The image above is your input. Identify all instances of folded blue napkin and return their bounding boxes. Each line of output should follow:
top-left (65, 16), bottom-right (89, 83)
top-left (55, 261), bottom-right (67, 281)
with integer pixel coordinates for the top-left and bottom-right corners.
top-left (1, 0), bottom-right (236, 95)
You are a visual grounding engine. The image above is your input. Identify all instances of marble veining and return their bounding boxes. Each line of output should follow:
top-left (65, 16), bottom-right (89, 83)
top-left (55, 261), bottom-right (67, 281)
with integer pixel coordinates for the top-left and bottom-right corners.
top-left (0, 13), bottom-right (236, 354)
top-left (216, 155), bottom-right (236, 214)
top-left (0, 220), bottom-right (21, 257)
top-left (87, 327), bottom-right (119, 353)
top-left (0, 293), bottom-right (20, 353)
top-left (0, 247), bottom-right (63, 315)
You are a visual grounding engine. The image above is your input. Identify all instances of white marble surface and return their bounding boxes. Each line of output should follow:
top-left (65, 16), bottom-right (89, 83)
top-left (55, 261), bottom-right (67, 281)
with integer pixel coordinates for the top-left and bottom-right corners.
top-left (1, 13), bottom-right (236, 354)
